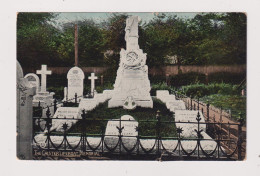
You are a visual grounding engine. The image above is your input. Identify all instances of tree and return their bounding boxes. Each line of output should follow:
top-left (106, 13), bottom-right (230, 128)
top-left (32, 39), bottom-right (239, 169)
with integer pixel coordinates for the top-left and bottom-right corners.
top-left (17, 12), bottom-right (61, 67)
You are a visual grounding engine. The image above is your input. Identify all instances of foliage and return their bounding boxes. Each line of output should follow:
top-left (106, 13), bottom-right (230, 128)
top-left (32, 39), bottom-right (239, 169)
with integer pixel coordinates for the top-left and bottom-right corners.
top-left (150, 82), bottom-right (172, 96)
top-left (17, 12), bottom-right (246, 68)
top-left (181, 83), bottom-right (240, 97)
top-left (169, 72), bottom-right (206, 87)
top-left (200, 94), bottom-right (246, 121)
top-left (68, 98), bottom-right (176, 137)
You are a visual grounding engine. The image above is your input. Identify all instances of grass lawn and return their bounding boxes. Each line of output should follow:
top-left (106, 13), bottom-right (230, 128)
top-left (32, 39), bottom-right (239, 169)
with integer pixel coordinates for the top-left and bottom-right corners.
top-left (200, 94), bottom-right (246, 121)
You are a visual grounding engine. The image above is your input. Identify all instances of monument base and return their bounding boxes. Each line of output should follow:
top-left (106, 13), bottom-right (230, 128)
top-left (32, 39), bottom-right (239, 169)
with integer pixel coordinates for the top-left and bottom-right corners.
top-left (108, 97), bottom-right (153, 108)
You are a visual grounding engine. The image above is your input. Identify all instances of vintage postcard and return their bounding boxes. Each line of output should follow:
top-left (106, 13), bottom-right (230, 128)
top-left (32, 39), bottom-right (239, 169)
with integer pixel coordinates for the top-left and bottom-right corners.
top-left (16, 12), bottom-right (246, 161)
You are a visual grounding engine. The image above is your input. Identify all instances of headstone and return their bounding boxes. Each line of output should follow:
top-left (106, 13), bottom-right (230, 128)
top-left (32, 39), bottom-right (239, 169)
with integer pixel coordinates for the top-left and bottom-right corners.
top-left (24, 73), bottom-right (40, 93)
top-left (66, 66), bottom-right (85, 101)
top-left (33, 65), bottom-right (55, 118)
top-left (109, 16), bottom-right (153, 108)
top-left (64, 87), bottom-right (68, 101)
top-left (36, 65), bottom-right (51, 93)
top-left (175, 110), bottom-right (206, 137)
top-left (53, 107), bottom-right (81, 119)
top-left (88, 73), bottom-right (98, 96)
top-left (104, 115), bottom-right (138, 149)
top-left (17, 61), bottom-right (36, 159)
top-left (50, 107), bottom-right (80, 132)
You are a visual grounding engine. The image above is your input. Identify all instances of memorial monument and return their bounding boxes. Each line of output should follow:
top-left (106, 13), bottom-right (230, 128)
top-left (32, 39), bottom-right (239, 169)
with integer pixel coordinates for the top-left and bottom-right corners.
top-left (108, 16), bottom-right (153, 108)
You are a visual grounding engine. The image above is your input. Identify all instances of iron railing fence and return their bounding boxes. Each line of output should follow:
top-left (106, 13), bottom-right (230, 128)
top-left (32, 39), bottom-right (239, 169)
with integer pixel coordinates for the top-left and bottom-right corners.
top-left (173, 91), bottom-right (246, 158)
top-left (32, 106), bottom-right (244, 160)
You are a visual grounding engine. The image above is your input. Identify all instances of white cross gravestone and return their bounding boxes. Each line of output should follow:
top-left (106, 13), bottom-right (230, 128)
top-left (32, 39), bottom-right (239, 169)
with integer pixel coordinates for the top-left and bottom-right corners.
top-left (17, 61), bottom-right (36, 159)
top-left (36, 65), bottom-right (52, 93)
top-left (33, 65), bottom-right (55, 118)
top-left (88, 73), bottom-right (98, 96)
top-left (66, 66), bottom-right (85, 102)
top-left (24, 73), bottom-right (40, 93)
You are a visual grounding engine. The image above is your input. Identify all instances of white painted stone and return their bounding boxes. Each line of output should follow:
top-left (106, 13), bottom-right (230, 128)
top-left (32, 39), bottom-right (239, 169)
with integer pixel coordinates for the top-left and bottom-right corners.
top-left (24, 73), bottom-right (40, 93)
top-left (78, 98), bottom-right (98, 111)
top-left (88, 73), bottom-right (98, 96)
top-left (156, 90), bottom-right (170, 102)
top-left (166, 100), bottom-right (186, 112)
top-left (50, 107), bottom-right (80, 132)
top-left (66, 66), bottom-right (84, 102)
top-left (175, 110), bottom-right (206, 138)
top-left (17, 61), bottom-right (36, 159)
top-left (109, 16), bottom-right (153, 108)
top-left (94, 93), bottom-right (107, 104)
top-left (36, 65), bottom-right (51, 93)
top-left (53, 107), bottom-right (81, 119)
top-left (103, 90), bottom-right (114, 99)
top-left (104, 115), bottom-right (138, 149)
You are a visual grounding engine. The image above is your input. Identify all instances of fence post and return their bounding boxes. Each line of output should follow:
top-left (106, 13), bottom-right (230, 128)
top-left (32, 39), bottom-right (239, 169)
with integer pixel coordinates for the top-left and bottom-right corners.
top-left (75, 93), bottom-right (77, 104)
top-left (156, 110), bottom-right (161, 156)
top-left (197, 97), bottom-right (200, 110)
top-left (207, 102), bottom-right (210, 122)
top-left (101, 75), bottom-right (104, 87)
top-left (190, 98), bottom-right (193, 110)
top-left (54, 99), bottom-right (57, 113)
top-left (237, 113), bottom-right (244, 160)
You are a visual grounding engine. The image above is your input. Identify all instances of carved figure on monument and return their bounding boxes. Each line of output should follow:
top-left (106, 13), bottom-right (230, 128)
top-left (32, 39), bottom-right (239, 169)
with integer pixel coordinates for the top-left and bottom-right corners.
top-left (125, 16), bottom-right (141, 50)
top-left (108, 16), bottom-right (153, 108)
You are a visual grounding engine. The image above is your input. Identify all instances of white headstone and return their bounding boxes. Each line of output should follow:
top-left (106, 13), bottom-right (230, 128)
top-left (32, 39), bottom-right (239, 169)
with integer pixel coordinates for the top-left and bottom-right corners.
top-left (67, 66), bottom-right (85, 101)
top-left (53, 107), bottom-right (81, 119)
top-left (24, 73), bottom-right (40, 93)
top-left (36, 65), bottom-right (51, 93)
top-left (88, 73), bottom-right (98, 96)
top-left (104, 115), bottom-right (138, 149)
top-left (175, 110), bottom-right (206, 137)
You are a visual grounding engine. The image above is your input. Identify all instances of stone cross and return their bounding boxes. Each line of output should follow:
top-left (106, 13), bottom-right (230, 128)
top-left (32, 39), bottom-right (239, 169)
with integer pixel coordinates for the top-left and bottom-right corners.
top-left (88, 73), bottom-right (98, 95)
top-left (37, 65), bottom-right (52, 92)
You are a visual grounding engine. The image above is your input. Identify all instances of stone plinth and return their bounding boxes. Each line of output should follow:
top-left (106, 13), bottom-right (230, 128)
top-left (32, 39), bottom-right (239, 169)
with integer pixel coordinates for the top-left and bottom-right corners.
top-left (17, 61), bottom-right (36, 160)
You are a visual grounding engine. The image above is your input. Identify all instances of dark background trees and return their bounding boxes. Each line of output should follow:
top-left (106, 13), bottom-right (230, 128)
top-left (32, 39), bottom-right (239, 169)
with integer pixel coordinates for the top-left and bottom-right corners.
top-left (17, 12), bottom-right (246, 69)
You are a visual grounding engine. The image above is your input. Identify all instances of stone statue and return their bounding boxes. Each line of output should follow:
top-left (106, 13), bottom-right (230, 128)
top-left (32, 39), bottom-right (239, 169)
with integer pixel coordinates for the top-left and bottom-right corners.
top-left (109, 16), bottom-right (153, 109)
top-left (125, 16), bottom-right (141, 50)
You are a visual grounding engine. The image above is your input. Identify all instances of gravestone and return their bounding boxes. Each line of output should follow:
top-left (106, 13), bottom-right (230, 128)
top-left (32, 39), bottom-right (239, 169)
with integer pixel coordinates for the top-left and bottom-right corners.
top-left (88, 73), bottom-right (98, 96)
top-left (50, 107), bottom-right (80, 132)
top-left (175, 110), bottom-right (206, 137)
top-left (104, 115), bottom-right (138, 150)
top-left (66, 66), bottom-right (85, 102)
top-left (108, 16), bottom-right (153, 108)
top-left (24, 73), bottom-right (40, 93)
top-left (33, 65), bottom-right (55, 118)
top-left (17, 61), bottom-right (36, 159)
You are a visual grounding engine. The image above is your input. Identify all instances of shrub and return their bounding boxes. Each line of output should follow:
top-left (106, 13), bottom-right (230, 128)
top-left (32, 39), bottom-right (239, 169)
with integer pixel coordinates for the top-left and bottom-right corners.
top-left (182, 83), bottom-right (240, 97)
top-left (150, 82), bottom-right (172, 96)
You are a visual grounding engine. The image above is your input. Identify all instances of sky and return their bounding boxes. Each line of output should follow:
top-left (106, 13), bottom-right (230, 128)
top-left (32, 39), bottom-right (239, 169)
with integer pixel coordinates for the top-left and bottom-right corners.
top-left (54, 12), bottom-right (200, 25)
